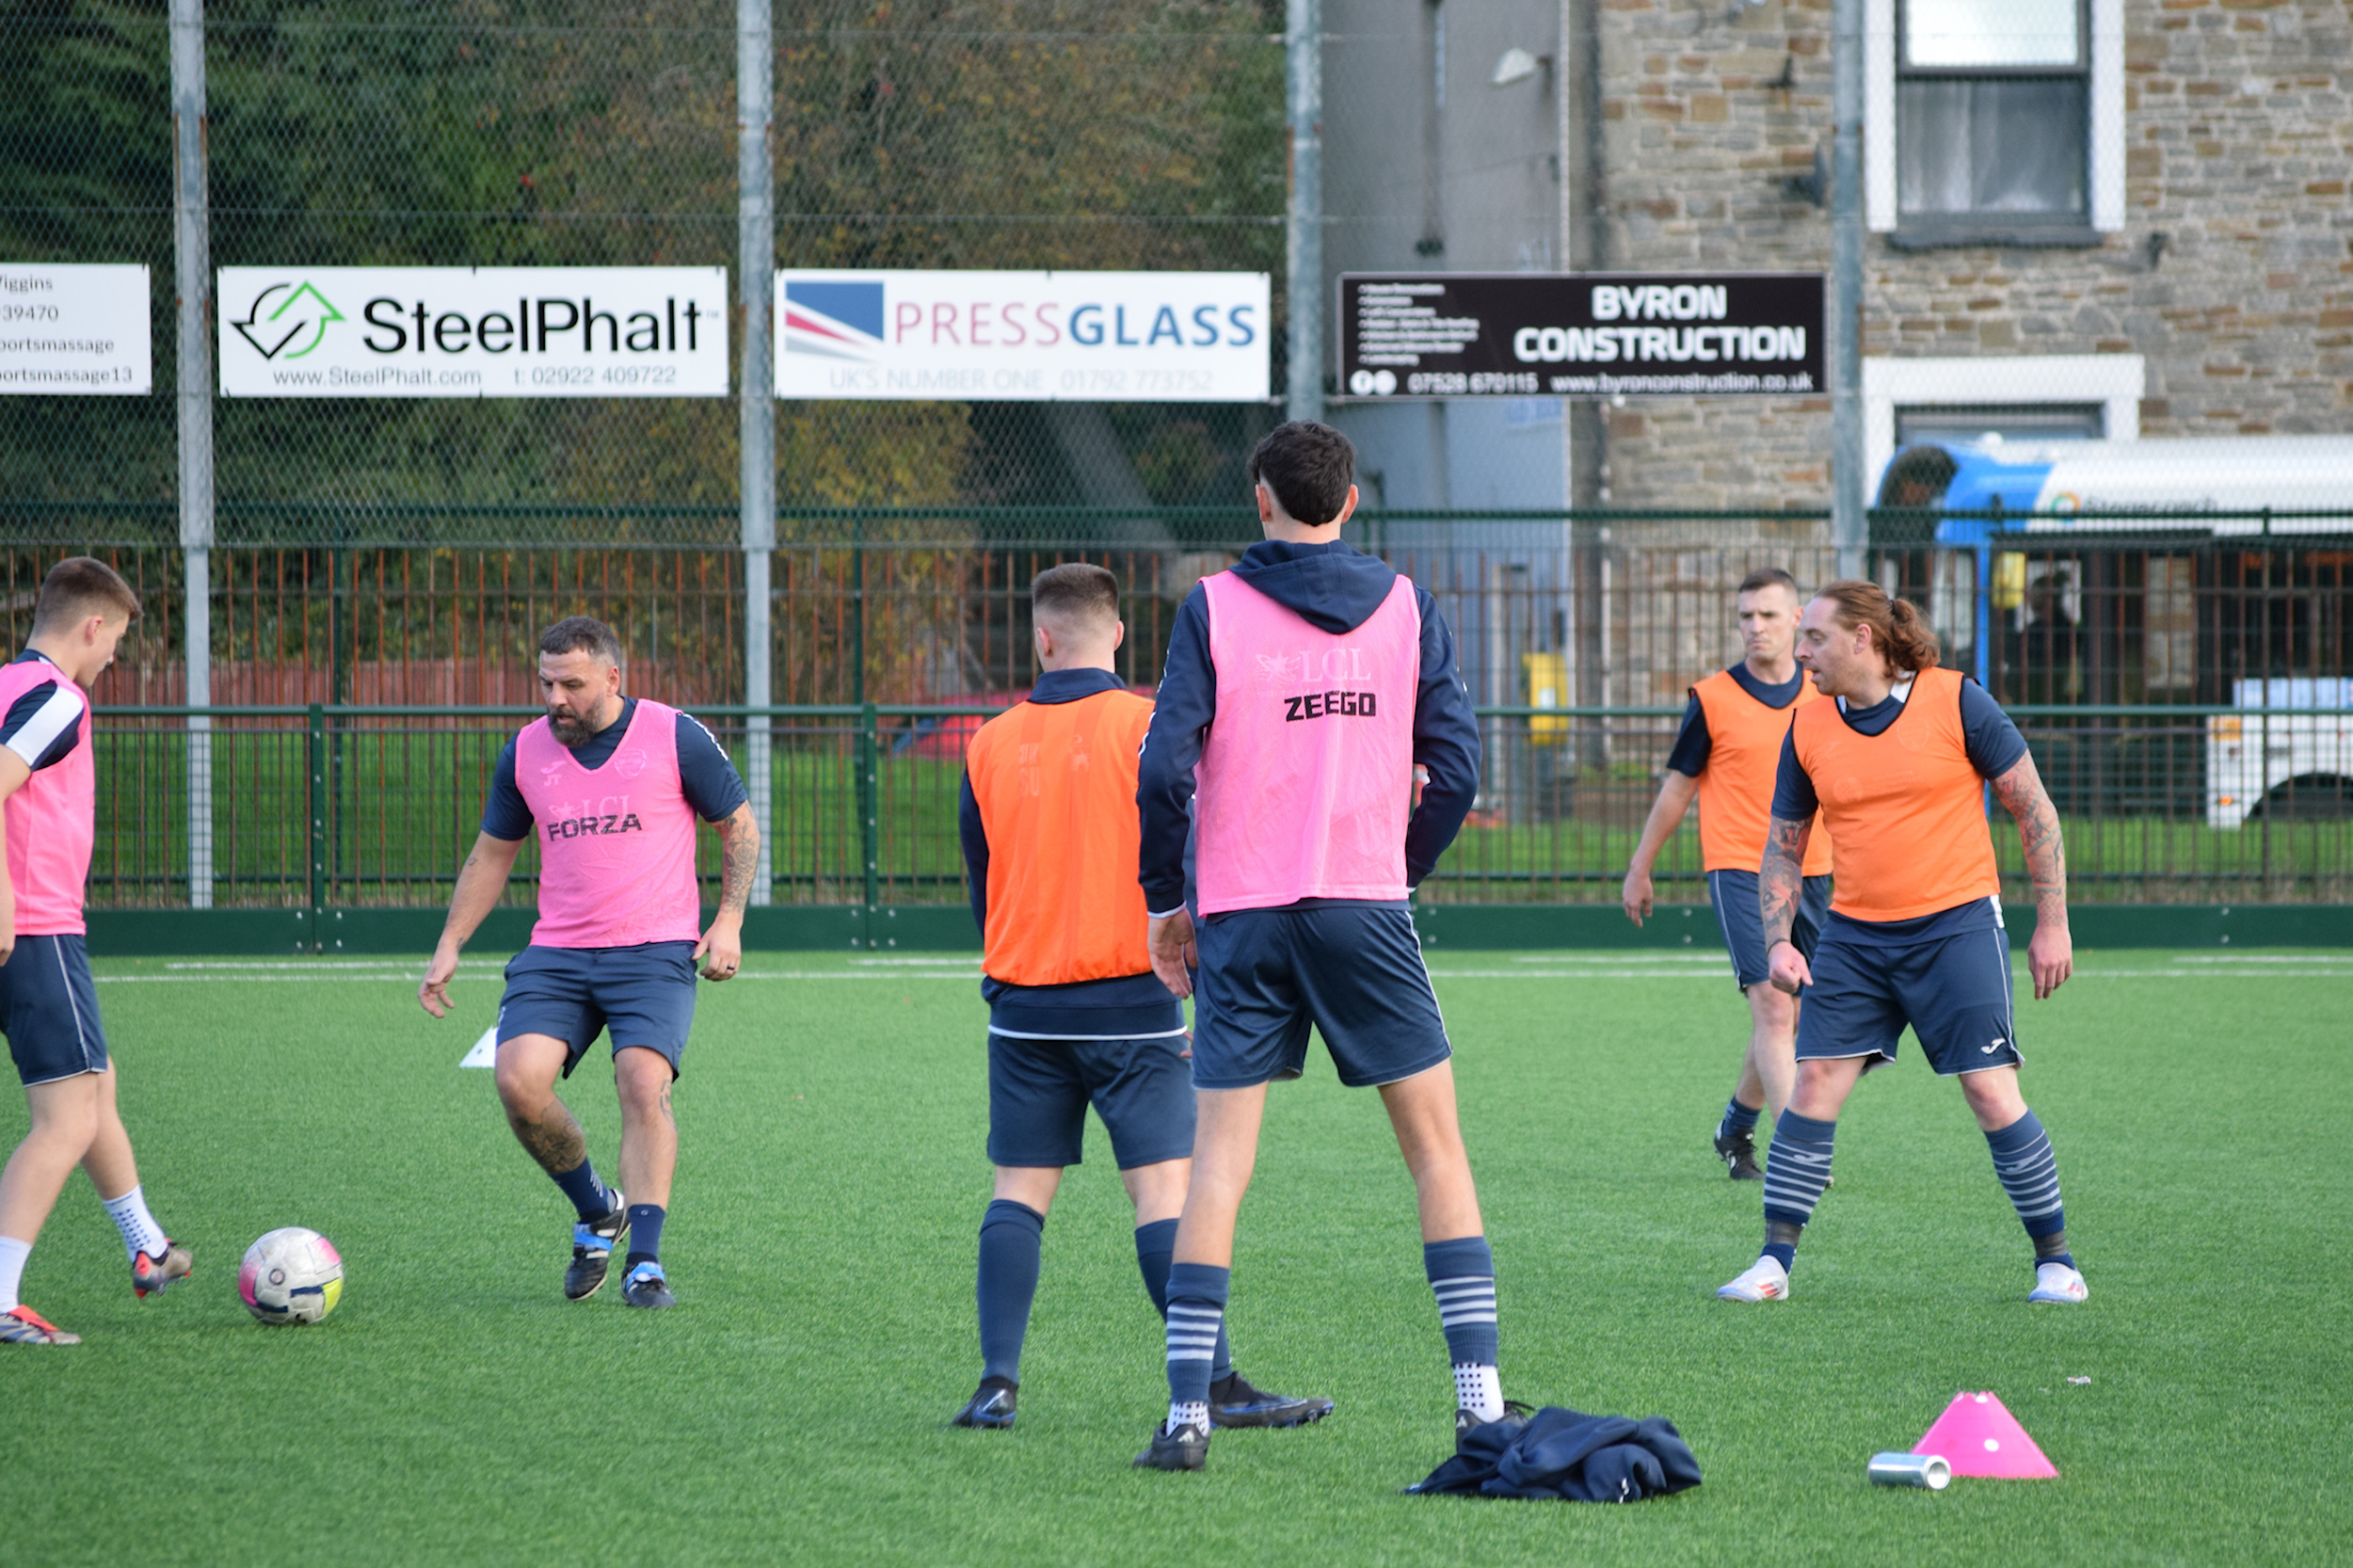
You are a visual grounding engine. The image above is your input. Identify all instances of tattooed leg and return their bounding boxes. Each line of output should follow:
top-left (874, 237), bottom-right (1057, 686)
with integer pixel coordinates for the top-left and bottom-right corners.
top-left (493, 1033), bottom-right (588, 1176)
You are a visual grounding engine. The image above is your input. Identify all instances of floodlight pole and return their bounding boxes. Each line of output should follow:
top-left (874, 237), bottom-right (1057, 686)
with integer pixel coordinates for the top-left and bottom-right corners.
top-left (739, 0), bottom-right (775, 905)
top-left (171, 0), bottom-right (213, 911)
top-left (1830, 0), bottom-right (1866, 580)
top-left (1286, 0), bottom-right (1323, 424)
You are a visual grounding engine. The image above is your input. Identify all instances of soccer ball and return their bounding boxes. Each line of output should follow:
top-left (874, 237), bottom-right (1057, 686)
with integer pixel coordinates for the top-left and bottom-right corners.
top-left (238, 1227), bottom-right (344, 1325)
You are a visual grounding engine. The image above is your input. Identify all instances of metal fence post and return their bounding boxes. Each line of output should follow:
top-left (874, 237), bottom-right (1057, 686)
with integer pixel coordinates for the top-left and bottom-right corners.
top-left (857, 701), bottom-right (880, 943)
top-left (171, 0), bottom-right (214, 910)
top-left (307, 702), bottom-right (327, 947)
top-left (1829, 0), bottom-right (1865, 581)
top-left (739, 0), bottom-right (776, 906)
top-left (1285, 0), bottom-right (1323, 424)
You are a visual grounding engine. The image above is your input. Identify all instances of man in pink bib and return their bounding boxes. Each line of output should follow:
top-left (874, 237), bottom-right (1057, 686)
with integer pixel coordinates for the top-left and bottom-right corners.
top-left (420, 616), bottom-right (758, 1310)
top-left (1129, 422), bottom-right (1503, 1472)
top-left (1, 559), bottom-right (192, 1347)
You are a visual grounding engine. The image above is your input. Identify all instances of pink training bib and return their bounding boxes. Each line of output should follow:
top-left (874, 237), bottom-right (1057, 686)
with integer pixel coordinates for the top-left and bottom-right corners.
top-left (0, 657), bottom-right (95, 936)
top-left (513, 699), bottom-right (703, 949)
top-left (1193, 570), bottom-right (1421, 915)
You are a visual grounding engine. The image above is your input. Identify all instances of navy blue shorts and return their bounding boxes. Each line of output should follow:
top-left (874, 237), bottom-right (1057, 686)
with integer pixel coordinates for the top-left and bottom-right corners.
top-left (497, 941), bottom-right (698, 1080)
top-left (1795, 920), bottom-right (2023, 1076)
top-left (2, 935), bottom-right (108, 1088)
top-left (1708, 870), bottom-right (1833, 990)
top-left (986, 1031), bottom-right (1195, 1170)
top-left (1191, 904), bottom-right (1452, 1091)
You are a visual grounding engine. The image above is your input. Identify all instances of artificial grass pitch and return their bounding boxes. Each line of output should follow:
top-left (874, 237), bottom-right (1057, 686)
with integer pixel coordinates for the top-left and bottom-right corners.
top-left (3, 950), bottom-right (2348, 1567)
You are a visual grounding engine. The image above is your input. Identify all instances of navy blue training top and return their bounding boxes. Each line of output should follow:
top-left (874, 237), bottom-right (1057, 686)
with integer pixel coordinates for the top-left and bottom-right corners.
top-left (481, 697), bottom-right (748, 840)
top-left (1664, 662), bottom-right (1807, 777)
top-left (1770, 675), bottom-right (2030, 943)
top-left (958, 666), bottom-right (1185, 1040)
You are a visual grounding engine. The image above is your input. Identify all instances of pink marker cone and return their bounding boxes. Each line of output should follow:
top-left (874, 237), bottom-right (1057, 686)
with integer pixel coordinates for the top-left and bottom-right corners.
top-left (1913, 1391), bottom-right (2058, 1479)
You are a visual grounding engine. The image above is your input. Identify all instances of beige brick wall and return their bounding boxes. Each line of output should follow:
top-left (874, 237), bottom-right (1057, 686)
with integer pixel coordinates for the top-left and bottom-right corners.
top-left (1589, 0), bottom-right (2353, 509)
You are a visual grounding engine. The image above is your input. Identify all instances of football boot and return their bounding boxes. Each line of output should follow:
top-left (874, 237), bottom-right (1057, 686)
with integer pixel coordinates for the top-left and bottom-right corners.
top-left (951, 1377), bottom-right (1018, 1429)
top-left (1717, 1256), bottom-right (1791, 1302)
top-left (1454, 1400), bottom-right (1535, 1451)
top-left (0, 1305), bottom-right (80, 1345)
top-left (2028, 1261), bottom-right (2089, 1304)
top-left (1713, 1127), bottom-right (1763, 1180)
top-left (132, 1240), bottom-right (193, 1298)
top-left (620, 1259), bottom-right (676, 1310)
top-left (1132, 1419), bottom-right (1209, 1472)
top-left (1207, 1370), bottom-right (1334, 1429)
top-left (563, 1192), bottom-right (628, 1302)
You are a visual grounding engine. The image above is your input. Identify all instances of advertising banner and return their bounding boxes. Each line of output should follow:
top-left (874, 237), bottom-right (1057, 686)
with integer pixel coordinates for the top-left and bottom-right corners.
top-left (216, 267), bottom-right (728, 396)
top-left (0, 264), bottom-right (151, 395)
top-left (1338, 273), bottom-right (1823, 399)
top-left (777, 270), bottom-right (1269, 401)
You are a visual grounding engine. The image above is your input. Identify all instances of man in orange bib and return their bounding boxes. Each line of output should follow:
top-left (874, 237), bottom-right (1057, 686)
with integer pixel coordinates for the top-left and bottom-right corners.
top-left (1715, 581), bottom-right (2088, 1307)
top-left (951, 564), bottom-right (1329, 1432)
top-left (1622, 567), bottom-right (1833, 1179)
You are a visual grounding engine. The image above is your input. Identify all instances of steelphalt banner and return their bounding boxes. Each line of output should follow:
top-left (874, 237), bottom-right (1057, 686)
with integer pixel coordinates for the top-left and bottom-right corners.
top-left (216, 267), bottom-right (729, 396)
top-left (1337, 273), bottom-right (1823, 399)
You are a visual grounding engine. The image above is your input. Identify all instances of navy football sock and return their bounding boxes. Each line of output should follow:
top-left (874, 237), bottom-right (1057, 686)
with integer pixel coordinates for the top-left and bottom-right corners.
top-left (977, 1200), bottom-right (1046, 1384)
top-left (1163, 1262), bottom-right (1229, 1426)
top-left (1135, 1218), bottom-right (1230, 1382)
top-left (1719, 1096), bottom-right (1762, 1140)
top-left (623, 1205), bottom-right (664, 1270)
top-left (1423, 1235), bottom-right (1500, 1368)
top-left (552, 1157), bottom-right (615, 1224)
top-left (1986, 1111), bottom-right (2069, 1264)
top-left (1761, 1111), bottom-right (1836, 1267)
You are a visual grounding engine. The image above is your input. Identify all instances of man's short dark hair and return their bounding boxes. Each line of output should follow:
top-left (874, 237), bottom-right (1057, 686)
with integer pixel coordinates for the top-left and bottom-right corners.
top-left (1032, 563), bottom-right (1120, 627)
top-left (1247, 421), bottom-right (1356, 526)
top-left (1737, 567), bottom-right (1801, 599)
top-left (537, 615), bottom-right (624, 668)
top-left (31, 556), bottom-right (140, 633)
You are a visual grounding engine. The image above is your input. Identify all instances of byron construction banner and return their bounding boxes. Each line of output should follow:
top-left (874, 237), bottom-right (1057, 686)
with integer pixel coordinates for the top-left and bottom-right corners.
top-left (777, 270), bottom-right (1269, 401)
top-left (1338, 272), bottom-right (1823, 399)
top-left (216, 267), bottom-right (729, 396)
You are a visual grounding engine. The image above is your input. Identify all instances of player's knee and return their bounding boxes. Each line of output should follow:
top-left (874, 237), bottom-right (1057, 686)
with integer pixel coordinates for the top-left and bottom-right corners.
top-left (27, 1086), bottom-right (101, 1149)
top-left (492, 1055), bottom-right (551, 1113)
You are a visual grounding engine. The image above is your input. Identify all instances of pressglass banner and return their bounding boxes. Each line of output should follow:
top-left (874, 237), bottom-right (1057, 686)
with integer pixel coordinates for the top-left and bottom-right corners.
top-left (776, 270), bottom-right (1270, 401)
top-left (216, 267), bottom-right (729, 396)
top-left (1338, 273), bottom-right (1824, 399)
top-left (0, 264), bottom-right (151, 395)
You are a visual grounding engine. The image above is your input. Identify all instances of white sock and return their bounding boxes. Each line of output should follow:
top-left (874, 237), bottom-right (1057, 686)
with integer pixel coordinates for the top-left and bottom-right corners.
top-left (0, 1234), bottom-right (31, 1313)
top-left (102, 1185), bottom-right (168, 1261)
top-left (1454, 1363), bottom-right (1504, 1424)
top-left (1166, 1400), bottom-right (1209, 1433)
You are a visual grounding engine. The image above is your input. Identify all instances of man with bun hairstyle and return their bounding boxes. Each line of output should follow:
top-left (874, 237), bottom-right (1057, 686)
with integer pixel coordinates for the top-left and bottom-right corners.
top-left (420, 616), bottom-right (758, 1311)
top-left (1130, 420), bottom-right (1492, 1473)
top-left (1, 558), bottom-right (193, 1346)
top-left (1716, 581), bottom-right (2087, 1307)
top-left (1622, 566), bottom-right (1833, 1179)
top-left (950, 563), bottom-right (1329, 1432)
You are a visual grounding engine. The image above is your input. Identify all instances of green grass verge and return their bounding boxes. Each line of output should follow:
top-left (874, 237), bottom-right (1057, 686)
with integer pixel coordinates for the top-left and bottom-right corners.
top-left (3, 951), bottom-right (2348, 1565)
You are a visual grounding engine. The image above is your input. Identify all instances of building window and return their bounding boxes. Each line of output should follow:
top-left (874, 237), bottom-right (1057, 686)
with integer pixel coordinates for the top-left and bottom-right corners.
top-left (1897, 0), bottom-right (2087, 225)
top-left (1894, 402), bottom-right (2104, 448)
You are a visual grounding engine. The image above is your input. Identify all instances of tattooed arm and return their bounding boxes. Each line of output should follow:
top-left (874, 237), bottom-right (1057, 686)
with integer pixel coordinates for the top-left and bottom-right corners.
top-left (1759, 814), bottom-right (1816, 995)
top-left (1989, 751), bottom-right (2073, 1000)
top-left (697, 802), bottom-right (760, 982)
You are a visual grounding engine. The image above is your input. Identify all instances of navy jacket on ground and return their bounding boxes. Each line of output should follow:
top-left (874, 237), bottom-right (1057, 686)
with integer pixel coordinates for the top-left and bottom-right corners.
top-left (1135, 538), bottom-right (1481, 914)
top-left (1407, 1406), bottom-right (1704, 1503)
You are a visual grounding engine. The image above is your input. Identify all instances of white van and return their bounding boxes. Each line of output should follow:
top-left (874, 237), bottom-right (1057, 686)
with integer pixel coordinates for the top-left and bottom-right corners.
top-left (2207, 680), bottom-right (2353, 829)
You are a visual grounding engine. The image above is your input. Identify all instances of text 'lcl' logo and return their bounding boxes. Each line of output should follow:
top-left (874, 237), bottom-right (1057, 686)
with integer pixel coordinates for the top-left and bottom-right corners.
top-left (232, 281), bottom-right (344, 360)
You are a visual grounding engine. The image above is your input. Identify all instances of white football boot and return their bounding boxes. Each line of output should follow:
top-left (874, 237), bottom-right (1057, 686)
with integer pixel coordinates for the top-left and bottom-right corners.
top-left (2027, 1261), bottom-right (2088, 1304)
top-left (1717, 1256), bottom-right (1790, 1302)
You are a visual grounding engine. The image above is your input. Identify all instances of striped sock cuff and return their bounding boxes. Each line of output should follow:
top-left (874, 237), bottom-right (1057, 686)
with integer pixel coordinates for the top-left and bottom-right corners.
top-left (1426, 1235), bottom-right (1499, 1368)
top-left (1761, 1112), bottom-right (1836, 1228)
top-left (1987, 1111), bottom-right (2066, 1230)
top-left (1163, 1261), bottom-right (1229, 1408)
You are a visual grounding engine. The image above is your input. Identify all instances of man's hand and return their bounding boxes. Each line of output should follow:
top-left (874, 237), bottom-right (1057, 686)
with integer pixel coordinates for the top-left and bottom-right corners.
top-left (696, 912), bottom-right (744, 982)
top-left (1621, 867), bottom-right (1656, 927)
top-left (1148, 910), bottom-right (1198, 1000)
top-left (1768, 938), bottom-right (1812, 996)
top-left (418, 937), bottom-right (460, 1018)
top-left (2025, 920), bottom-right (2073, 1000)
top-left (0, 881), bottom-right (15, 969)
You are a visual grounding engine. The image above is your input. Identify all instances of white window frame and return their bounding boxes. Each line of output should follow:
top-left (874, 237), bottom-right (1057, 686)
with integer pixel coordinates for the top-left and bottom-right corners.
top-left (1863, 354), bottom-right (2145, 495)
top-left (1867, 0), bottom-right (2123, 233)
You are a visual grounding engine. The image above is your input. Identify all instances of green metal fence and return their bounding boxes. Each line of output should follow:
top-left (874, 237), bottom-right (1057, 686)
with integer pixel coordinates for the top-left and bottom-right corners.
top-left (87, 703), bottom-right (2353, 929)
